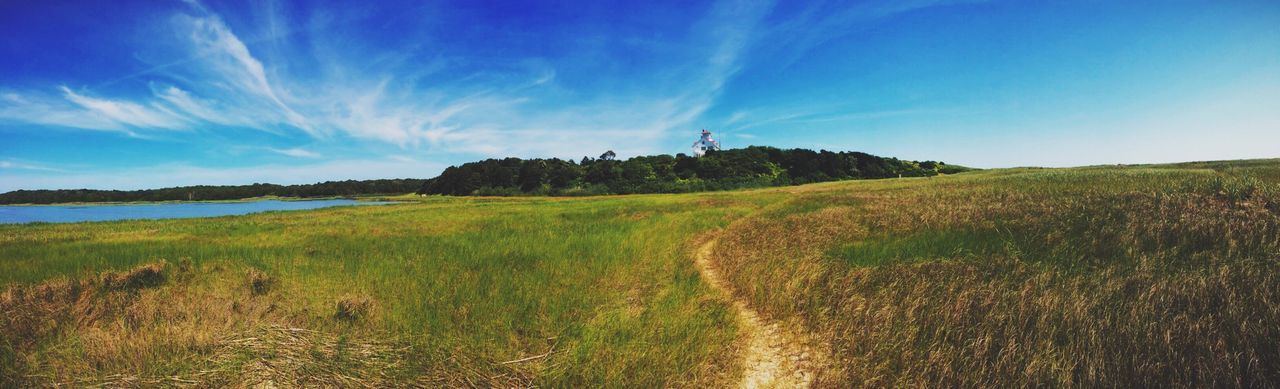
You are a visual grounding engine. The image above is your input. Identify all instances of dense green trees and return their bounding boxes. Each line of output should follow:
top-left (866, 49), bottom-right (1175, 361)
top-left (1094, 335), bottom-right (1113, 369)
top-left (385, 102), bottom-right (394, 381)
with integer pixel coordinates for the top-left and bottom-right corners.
top-left (419, 146), bottom-right (969, 196)
top-left (0, 179), bottom-right (426, 204)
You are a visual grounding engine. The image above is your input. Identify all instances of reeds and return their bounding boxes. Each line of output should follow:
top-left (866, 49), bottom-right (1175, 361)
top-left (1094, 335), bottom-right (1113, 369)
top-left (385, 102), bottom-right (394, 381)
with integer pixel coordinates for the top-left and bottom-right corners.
top-left (715, 164), bottom-right (1280, 386)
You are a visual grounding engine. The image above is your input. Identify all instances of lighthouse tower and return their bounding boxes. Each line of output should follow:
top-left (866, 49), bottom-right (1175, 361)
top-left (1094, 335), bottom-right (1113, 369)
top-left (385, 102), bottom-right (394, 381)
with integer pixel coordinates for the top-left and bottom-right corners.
top-left (691, 129), bottom-right (721, 157)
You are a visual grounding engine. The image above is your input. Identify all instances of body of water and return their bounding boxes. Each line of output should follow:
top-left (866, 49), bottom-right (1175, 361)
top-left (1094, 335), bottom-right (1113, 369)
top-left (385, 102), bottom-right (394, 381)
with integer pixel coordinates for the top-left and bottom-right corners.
top-left (0, 199), bottom-right (395, 224)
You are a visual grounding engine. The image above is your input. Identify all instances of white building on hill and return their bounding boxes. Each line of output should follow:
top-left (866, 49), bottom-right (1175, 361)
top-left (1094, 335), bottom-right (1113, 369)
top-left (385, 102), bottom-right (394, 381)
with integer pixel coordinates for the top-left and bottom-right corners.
top-left (691, 129), bottom-right (721, 157)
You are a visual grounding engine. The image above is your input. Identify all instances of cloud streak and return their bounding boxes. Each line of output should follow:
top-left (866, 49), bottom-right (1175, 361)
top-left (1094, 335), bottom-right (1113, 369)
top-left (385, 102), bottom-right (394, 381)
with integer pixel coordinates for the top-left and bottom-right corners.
top-left (60, 86), bottom-right (190, 129)
top-left (267, 147), bottom-right (321, 158)
top-left (0, 159), bottom-right (67, 173)
top-left (180, 11), bottom-right (314, 134)
top-left (757, 0), bottom-right (991, 68)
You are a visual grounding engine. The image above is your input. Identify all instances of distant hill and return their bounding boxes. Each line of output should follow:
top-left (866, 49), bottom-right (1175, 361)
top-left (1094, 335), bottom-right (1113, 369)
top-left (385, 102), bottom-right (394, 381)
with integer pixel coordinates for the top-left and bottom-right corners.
top-left (0, 179), bottom-right (426, 205)
top-left (419, 145), bottom-right (971, 196)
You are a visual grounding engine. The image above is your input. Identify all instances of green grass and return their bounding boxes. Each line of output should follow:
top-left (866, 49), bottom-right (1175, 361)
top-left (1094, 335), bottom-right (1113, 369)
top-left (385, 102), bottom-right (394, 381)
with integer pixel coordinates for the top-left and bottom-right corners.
top-left (0, 192), bottom-right (781, 386)
top-left (4, 158), bottom-right (1280, 386)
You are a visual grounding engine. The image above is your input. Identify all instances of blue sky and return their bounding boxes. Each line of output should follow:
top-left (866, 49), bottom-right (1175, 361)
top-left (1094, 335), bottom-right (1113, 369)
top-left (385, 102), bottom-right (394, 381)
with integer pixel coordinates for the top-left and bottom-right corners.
top-left (1, 0), bottom-right (1278, 191)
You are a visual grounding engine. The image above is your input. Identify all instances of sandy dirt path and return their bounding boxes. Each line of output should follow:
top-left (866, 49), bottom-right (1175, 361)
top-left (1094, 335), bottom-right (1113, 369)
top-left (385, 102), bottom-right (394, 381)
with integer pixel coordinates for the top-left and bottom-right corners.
top-left (695, 238), bottom-right (815, 388)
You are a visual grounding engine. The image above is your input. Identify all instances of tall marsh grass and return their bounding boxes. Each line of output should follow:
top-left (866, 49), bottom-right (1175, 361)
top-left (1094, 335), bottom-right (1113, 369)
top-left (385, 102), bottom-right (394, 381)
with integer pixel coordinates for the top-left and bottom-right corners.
top-left (715, 162), bottom-right (1280, 386)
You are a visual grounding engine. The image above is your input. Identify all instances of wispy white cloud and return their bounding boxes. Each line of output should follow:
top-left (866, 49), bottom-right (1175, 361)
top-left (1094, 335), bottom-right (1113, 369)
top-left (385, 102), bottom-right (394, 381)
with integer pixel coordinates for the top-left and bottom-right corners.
top-left (725, 103), bottom-right (963, 133)
top-left (0, 91), bottom-right (127, 132)
top-left (267, 147), bottom-right (321, 158)
top-left (179, 11), bottom-right (315, 135)
top-left (759, 0), bottom-right (991, 68)
top-left (725, 110), bottom-right (750, 126)
top-left (266, 0), bottom-right (775, 158)
top-left (153, 85), bottom-right (257, 128)
top-left (60, 86), bottom-right (190, 129)
top-left (387, 155), bottom-right (419, 163)
top-left (795, 108), bottom-right (961, 123)
top-left (0, 159), bottom-right (68, 173)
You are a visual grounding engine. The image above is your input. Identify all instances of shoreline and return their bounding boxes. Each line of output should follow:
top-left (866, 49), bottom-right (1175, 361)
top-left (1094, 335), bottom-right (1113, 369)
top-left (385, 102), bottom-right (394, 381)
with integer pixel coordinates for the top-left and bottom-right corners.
top-left (0, 194), bottom-right (413, 207)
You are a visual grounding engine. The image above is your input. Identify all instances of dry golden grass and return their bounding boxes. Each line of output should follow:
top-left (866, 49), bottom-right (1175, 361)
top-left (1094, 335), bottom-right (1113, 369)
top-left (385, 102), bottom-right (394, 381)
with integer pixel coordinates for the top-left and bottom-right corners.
top-left (0, 260), bottom-right (534, 387)
top-left (714, 165), bottom-right (1280, 386)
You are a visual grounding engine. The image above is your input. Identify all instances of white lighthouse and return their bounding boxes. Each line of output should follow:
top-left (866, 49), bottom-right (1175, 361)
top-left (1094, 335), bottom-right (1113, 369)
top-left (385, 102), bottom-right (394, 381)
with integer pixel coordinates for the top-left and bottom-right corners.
top-left (691, 129), bottom-right (721, 157)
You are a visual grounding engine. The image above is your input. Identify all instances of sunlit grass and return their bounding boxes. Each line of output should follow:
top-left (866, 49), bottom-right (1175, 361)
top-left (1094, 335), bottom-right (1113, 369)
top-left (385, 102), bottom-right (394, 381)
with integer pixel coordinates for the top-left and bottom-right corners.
top-left (715, 160), bottom-right (1280, 386)
top-left (0, 193), bottom-right (779, 386)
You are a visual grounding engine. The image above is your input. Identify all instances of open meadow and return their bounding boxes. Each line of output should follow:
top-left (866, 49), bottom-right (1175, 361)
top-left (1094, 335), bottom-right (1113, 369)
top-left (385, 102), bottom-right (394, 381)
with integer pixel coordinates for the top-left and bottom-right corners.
top-left (3, 159), bottom-right (1280, 386)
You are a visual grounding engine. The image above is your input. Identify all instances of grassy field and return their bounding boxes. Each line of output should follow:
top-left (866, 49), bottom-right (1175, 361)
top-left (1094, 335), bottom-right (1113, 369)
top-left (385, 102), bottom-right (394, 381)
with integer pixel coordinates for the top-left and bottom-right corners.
top-left (715, 160), bottom-right (1280, 386)
top-left (0, 194), bottom-right (781, 386)
top-left (3, 159), bottom-right (1279, 386)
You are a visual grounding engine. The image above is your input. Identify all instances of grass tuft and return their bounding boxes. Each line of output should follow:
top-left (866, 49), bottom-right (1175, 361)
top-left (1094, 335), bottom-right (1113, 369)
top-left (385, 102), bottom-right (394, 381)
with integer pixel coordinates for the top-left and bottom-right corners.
top-left (334, 295), bottom-right (374, 321)
top-left (246, 268), bottom-right (273, 296)
top-left (100, 262), bottom-right (166, 291)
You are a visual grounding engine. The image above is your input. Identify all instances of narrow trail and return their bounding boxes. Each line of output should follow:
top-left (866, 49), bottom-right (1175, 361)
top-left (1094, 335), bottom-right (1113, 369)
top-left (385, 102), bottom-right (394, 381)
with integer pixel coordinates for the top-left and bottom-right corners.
top-left (695, 238), bottom-right (815, 388)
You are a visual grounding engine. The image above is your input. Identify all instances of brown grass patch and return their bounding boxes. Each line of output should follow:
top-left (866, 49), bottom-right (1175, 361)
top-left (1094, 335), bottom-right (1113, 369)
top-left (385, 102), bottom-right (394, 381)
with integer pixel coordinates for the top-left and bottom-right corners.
top-left (246, 268), bottom-right (274, 296)
top-left (335, 294), bottom-right (376, 321)
top-left (99, 262), bottom-right (167, 291)
top-left (1, 261), bottom-right (431, 387)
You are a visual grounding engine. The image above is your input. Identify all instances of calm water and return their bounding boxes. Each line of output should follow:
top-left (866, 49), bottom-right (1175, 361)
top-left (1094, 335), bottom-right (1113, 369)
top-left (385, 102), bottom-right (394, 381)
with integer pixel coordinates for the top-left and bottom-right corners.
top-left (0, 199), bottom-right (395, 224)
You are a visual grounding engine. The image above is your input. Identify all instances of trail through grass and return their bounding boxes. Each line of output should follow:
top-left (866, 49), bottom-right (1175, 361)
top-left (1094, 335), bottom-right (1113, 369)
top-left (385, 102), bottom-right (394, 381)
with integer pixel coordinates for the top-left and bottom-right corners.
top-left (693, 236), bottom-right (817, 388)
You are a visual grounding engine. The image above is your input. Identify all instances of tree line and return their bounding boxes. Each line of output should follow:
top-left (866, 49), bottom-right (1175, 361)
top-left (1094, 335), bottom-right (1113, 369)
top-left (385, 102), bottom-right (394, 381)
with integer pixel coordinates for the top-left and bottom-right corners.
top-left (1, 146), bottom-right (970, 203)
top-left (419, 146), bottom-right (970, 196)
top-left (0, 179), bottom-right (426, 204)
